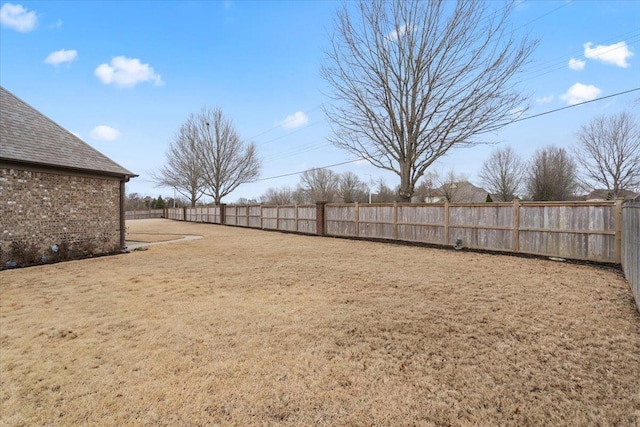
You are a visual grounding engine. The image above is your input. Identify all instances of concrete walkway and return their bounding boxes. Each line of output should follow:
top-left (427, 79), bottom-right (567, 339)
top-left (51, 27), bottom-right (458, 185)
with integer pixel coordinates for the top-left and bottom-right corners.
top-left (125, 235), bottom-right (203, 250)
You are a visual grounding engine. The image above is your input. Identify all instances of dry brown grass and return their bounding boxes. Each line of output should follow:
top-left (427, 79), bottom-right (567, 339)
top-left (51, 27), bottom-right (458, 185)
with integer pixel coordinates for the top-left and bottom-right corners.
top-left (1, 219), bottom-right (639, 426)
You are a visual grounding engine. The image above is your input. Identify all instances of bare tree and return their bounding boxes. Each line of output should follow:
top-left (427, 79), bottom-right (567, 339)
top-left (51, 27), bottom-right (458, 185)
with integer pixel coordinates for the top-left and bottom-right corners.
top-left (152, 119), bottom-right (205, 207)
top-left (526, 146), bottom-right (578, 201)
top-left (291, 188), bottom-right (310, 205)
top-left (413, 172), bottom-right (437, 203)
top-left (125, 192), bottom-right (145, 210)
top-left (298, 168), bottom-right (340, 202)
top-left (322, 0), bottom-right (537, 202)
top-left (260, 187), bottom-right (294, 205)
top-left (194, 108), bottom-right (261, 205)
top-left (338, 172), bottom-right (369, 203)
top-left (478, 146), bottom-right (524, 201)
top-left (574, 112), bottom-right (640, 196)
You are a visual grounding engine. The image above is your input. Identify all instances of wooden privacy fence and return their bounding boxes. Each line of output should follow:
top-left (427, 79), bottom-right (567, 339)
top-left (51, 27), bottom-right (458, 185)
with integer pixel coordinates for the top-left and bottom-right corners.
top-left (125, 209), bottom-right (165, 220)
top-left (165, 199), bottom-right (626, 264)
top-left (622, 202), bottom-right (640, 312)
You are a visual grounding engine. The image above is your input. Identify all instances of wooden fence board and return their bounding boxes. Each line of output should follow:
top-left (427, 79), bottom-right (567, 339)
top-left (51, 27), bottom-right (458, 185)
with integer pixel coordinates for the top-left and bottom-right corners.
top-left (622, 203), bottom-right (639, 312)
top-left (397, 224), bottom-right (444, 244)
top-left (156, 200), bottom-right (623, 264)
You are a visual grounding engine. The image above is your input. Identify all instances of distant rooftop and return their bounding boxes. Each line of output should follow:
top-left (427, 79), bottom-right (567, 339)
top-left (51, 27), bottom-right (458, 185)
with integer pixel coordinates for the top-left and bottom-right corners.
top-left (0, 86), bottom-right (136, 178)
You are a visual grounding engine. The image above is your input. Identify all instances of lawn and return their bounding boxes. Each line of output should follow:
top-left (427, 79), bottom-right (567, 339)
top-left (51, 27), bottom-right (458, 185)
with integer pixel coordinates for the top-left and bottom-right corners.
top-left (1, 219), bottom-right (639, 426)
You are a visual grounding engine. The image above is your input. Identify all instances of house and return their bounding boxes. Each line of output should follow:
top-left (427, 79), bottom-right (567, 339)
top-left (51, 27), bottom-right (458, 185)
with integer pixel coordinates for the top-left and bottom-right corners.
top-left (425, 181), bottom-right (491, 203)
top-left (0, 86), bottom-right (137, 264)
top-left (584, 189), bottom-right (638, 201)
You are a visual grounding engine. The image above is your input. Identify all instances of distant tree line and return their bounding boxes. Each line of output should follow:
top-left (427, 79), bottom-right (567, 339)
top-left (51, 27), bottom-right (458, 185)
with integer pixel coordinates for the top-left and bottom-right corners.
top-left (125, 194), bottom-right (186, 211)
top-left (253, 110), bottom-right (639, 204)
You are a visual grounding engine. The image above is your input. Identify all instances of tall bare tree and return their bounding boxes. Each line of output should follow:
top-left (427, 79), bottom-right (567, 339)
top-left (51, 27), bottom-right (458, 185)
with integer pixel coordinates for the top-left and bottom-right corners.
top-left (526, 146), bottom-right (578, 201)
top-left (322, 0), bottom-right (537, 202)
top-left (298, 168), bottom-right (340, 202)
top-left (574, 112), bottom-right (640, 196)
top-left (260, 187), bottom-right (294, 205)
top-left (338, 171), bottom-right (369, 203)
top-left (478, 146), bottom-right (524, 201)
top-left (194, 108), bottom-right (261, 205)
top-left (152, 119), bottom-right (205, 207)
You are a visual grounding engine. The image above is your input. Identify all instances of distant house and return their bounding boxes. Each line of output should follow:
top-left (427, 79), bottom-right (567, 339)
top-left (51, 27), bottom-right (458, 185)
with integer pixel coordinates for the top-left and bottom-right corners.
top-left (425, 181), bottom-right (490, 203)
top-left (0, 86), bottom-right (137, 263)
top-left (584, 189), bottom-right (638, 201)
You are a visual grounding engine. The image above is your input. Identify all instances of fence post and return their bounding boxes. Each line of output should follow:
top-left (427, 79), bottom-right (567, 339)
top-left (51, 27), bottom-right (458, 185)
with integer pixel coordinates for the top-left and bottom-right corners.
top-left (444, 201), bottom-right (450, 245)
top-left (513, 199), bottom-right (520, 253)
top-left (219, 204), bottom-right (226, 224)
top-left (183, 206), bottom-right (187, 222)
top-left (260, 205), bottom-right (264, 229)
top-left (615, 197), bottom-right (624, 264)
top-left (295, 204), bottom-right (299, 232)
top-left (393, 202), bottom-right (398, 240)
top-left (316, 201), bottom-right (327, 236)
top-left (276, 205), bottom-right (280, 230)
top-left (355, 202), bottom-right (360, 237)
top-left (246, 206), bottom-right (250, 227)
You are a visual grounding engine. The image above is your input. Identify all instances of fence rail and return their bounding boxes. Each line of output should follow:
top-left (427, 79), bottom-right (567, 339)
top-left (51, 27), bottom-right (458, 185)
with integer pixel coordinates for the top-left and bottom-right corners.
top-left (622, 202), bottom-right (639, 312)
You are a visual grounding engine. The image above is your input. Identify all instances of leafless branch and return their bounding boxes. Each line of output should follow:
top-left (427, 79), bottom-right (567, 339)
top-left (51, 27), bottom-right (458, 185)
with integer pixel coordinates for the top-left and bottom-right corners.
top-left (322, 0), bottom-right (538, 201)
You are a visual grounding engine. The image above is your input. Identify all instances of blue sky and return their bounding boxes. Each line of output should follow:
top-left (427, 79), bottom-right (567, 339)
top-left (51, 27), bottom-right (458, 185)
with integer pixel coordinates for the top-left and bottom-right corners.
top-left (1, 1), bottom-right (638, 202)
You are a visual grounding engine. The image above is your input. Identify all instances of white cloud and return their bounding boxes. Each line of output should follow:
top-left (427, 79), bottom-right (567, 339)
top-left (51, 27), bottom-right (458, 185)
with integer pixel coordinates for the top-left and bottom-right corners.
top-left (568, 58), bottom-right (585, 71)
top-left (44, 49), bottom-right (77, 66)
top-left (48, 19), bottom-right (63, 30)
top-left (90, 125), bottom-right (121, 141)
top-left (387, 24), bottom-right (407, 42)
top-left (536, 95), bottom-right (554, 104)
top-left (94, 56), bottom-right (164, 88)
top-left (278, 111), bottom-right (309, 129)
top-left (560, 83), bottom-right (601, 106)
top-left (584, 41), bottom-right (634, 68)
top-left (0, 3), bottom-right (37, 32)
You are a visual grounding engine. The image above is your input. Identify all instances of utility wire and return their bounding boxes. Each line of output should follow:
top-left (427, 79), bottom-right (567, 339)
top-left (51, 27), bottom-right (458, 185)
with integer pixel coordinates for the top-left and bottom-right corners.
top-left (256, 159), bottom-right (363, 181)
top-left (512, 87), bottom-right (640, 123)
top-left (243, 1), bottom-right (574, 148)
top-left (255, 86), bottom-right (640, 182)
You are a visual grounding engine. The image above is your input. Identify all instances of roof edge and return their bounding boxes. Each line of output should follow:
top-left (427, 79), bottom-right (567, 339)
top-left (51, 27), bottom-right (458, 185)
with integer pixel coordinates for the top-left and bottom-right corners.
top-left (0, 158), bottom-right (139, 180)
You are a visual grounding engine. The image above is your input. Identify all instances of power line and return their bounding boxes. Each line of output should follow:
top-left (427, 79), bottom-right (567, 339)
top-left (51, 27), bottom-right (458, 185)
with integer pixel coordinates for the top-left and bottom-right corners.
top-left (255, 17), bottom-right (638, 162)
top-left (512, 87), bottom-right (640, 123)
top-left (245, 1), bottom-right (574, 148)
top-left (522, 33), bottom-right (640, 83)
top-left (254, 86), bottom-right (640, 183)
top-left (256, 159), bottom-right (363, 182)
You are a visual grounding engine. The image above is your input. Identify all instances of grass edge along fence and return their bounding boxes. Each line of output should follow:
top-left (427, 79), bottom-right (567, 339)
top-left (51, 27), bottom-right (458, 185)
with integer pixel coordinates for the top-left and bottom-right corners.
top-left (622, 202), bottom-right (640, 312)
top-left (163, 199), bottom-right (638, 311)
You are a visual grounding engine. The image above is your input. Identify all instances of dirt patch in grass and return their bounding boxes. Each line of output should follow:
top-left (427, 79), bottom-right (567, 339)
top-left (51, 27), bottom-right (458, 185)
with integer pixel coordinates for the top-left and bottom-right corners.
top-left (1, 219), bottom-right (639, 426)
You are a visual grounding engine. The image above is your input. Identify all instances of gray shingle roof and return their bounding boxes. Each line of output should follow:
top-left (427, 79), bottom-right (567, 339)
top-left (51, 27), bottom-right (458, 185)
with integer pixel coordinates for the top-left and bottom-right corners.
top-left (0, 86), bottom-right (136, 178)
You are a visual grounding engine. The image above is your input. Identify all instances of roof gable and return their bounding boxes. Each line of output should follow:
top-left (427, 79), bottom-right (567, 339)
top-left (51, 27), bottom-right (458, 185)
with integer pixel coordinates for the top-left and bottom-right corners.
top-left (0, 86), bottom-right (136, 178)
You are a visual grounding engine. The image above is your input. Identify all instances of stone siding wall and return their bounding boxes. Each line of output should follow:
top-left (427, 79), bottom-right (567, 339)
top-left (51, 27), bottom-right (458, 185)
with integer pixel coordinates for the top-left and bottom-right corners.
top-left (0, 167), bottom-right (122, 260)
